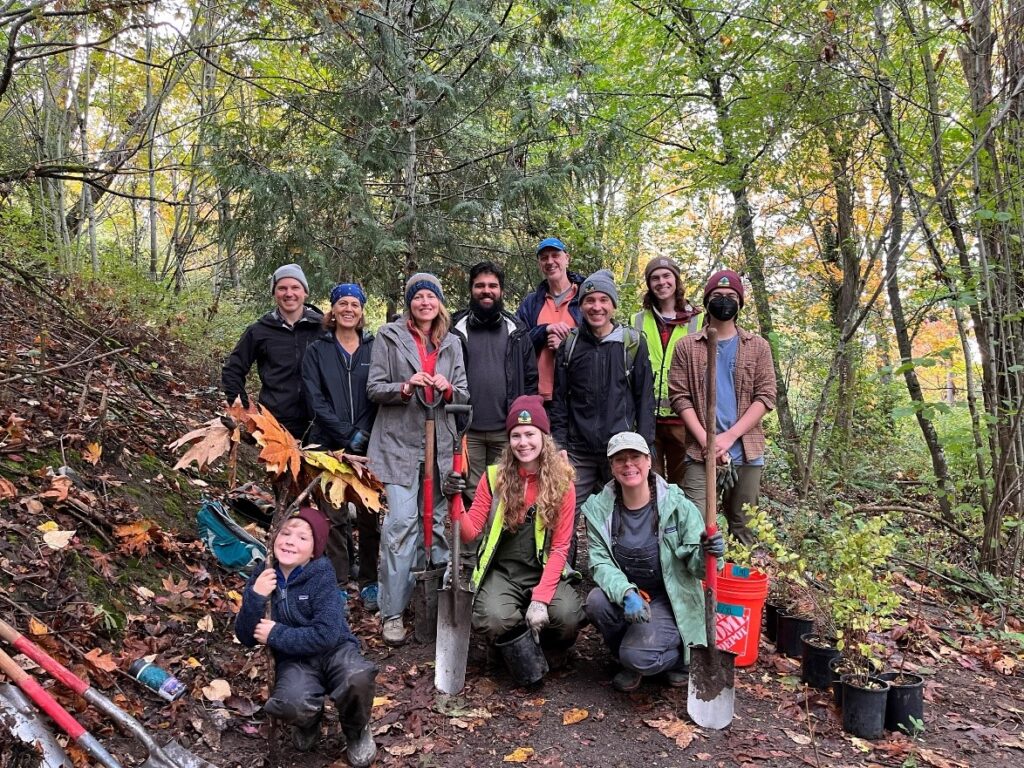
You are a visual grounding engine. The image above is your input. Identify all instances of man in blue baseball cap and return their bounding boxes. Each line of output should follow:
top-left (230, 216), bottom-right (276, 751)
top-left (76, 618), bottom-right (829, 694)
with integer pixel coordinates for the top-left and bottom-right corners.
top-left (515, 238), bottom-right (585, 403)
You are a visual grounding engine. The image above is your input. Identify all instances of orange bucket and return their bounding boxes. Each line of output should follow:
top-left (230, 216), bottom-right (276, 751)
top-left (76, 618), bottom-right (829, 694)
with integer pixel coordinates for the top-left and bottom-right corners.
top-left (713, 563), bottom-right (769, 667)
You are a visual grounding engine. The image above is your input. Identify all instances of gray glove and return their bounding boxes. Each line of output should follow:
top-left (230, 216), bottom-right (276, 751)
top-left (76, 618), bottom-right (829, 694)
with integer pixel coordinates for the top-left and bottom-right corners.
top-left (700, 531), bottom-right (725, 558)
top-left (442, 470), bottom-right (467, 499)
top-left (717, 457), bottom-right (738, 495)
top-left (525, 600), bottom-right (549, 642)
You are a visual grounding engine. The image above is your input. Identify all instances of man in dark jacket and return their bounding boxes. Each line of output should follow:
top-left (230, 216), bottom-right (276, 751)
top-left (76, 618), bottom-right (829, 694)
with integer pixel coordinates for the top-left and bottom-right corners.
top-left (515, 238), bottom-right (585, 403)
top-left (221, 264), bottom-right (323, 439)
top-left (550, 269), bottom-right (656, 560)
top-left (452, 261), bottom-right (538, 502)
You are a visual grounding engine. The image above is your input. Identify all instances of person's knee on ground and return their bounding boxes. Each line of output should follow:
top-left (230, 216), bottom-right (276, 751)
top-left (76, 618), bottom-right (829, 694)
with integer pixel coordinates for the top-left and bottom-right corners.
top-left (584, 587), bottom-right (628, 655)
top-left (264, 688), bottom-right (323, 727)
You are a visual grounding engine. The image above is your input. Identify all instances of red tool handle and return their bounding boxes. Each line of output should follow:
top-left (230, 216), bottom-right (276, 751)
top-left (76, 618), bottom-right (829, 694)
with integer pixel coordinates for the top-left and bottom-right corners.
top-left (0, 618), bottom-right (88, 695)
top-left (704, 325), bottom-right (719, 591)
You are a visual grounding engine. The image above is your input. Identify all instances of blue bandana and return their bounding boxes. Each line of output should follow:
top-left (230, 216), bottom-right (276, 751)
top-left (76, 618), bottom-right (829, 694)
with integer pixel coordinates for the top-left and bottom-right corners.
top-left (330, 283), bottom-right (367, 306)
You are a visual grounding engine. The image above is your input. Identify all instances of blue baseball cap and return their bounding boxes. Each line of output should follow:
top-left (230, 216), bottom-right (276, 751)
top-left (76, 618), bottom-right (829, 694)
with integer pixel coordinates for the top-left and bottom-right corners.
top-left (536, 237), bottom-right (567, 254)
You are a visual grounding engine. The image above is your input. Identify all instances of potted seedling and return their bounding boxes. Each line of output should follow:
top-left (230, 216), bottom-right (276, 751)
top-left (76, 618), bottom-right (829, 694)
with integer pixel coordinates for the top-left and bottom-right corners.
top-left (824, 511), bottom-right (901, 738)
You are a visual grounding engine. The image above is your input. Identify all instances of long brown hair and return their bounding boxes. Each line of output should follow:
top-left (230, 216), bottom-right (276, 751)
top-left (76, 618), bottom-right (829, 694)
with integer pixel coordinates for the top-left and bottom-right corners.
top-left (405, 302), bottom-right (451, 348)
top-left (494, 434), bottom-right (575, 531)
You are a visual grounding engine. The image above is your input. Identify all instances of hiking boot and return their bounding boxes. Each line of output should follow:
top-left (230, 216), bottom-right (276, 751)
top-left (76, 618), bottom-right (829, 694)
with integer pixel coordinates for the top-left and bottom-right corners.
top-left (612, 668), bottom-right (643, 692)
top-left (291, 713), bottom-right (322, 752)
top-left (360, 583), bottom-right (379, 613)
top-left (382, 615), bottom-right (407, 646)
top-left (345, 725), bottom-right (377, 768)
top-left (665, 663), bottom-right (689, 688)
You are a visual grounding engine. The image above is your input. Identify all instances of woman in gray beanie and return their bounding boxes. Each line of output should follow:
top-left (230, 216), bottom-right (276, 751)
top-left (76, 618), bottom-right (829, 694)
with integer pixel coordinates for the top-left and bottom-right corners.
top-left (366, 273), bottom-right (469, 645)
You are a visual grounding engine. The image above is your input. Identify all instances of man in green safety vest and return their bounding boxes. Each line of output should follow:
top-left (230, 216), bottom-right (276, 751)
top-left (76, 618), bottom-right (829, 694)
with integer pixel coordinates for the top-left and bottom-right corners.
top-left (633, 257), bottom-right (704, 487)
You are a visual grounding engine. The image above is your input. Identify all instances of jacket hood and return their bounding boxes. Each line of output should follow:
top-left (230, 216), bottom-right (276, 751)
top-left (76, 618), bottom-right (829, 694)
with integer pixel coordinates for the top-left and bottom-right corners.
top-left (258, 305), bottom-right (324, 328)
top-left (452, 310), bottom-right (521, 337)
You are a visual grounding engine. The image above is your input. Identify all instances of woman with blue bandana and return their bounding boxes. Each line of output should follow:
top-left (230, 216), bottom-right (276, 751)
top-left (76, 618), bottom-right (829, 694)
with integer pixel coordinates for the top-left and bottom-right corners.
top-left (366, 272), bottom-right (469, 646)
top-left (303, 283), bottom-right (380, 602)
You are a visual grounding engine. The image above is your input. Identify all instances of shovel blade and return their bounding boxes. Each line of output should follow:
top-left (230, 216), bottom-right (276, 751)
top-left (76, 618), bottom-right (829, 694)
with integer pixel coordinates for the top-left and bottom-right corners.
top-left (434, 587), bottom-right (474, 694)
top-left (686, 646), bottom-right (736, 730)
top-left (412, 567), bottom-right (446, 643)
top-left (140, 740), bottom-right (219, 768)
top-left (0, 683), bottom-right (73, 768)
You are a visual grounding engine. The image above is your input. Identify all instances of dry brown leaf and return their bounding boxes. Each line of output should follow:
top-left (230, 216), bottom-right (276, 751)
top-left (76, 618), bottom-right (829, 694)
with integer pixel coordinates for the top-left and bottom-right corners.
top-left (197, 615), bottom-right (214, 632)
top-left (384, 742), bottom-right (417, 757)
top-left (114, 521), bottom-right (156, 555)
top-left (28, 617), bottom-right (49, 636)
top-left (25, 497), bottom-right (44, 514)
top-left (42, 529), bottom-right (76, 550)
top-left (0, 477), bottom-right (16, 499)
top-left (784, 728), bottom-right (811, 745)
top-left (562, 707), bottom-right (588, 725)
top-left (644, 714), bottom-right (696, 749)
top-left (502, 747), bottom-right (535, 763)
top-left (82, 442), bottom-right (102, 466)
top-left (39, 475), bottom-right (72, 502)
top-left (84, 648), bottom-right (118, 673)
top-left (250, 407), bottom-right (302, 480)
top-left (919, 749), bottom-right (969, 768)
top-left (169, 418), bottom-right (234, 472)
top-left (202, 678), bottom-right (231, 701)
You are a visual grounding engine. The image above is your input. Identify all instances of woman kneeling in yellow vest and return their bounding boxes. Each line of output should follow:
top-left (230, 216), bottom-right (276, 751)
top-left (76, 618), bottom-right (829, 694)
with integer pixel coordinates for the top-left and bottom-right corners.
top-left (444, 395), bottom-right (583, 677)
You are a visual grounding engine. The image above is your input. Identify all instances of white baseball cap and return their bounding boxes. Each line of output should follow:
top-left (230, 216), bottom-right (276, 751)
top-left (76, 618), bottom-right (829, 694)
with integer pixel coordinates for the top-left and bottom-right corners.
top-left (606, 431), bottom-right (650, 458)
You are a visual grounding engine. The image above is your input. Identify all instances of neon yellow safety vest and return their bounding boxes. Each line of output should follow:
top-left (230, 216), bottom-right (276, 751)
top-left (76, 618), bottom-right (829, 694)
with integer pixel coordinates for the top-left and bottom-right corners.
top-left (633, 309), bottom-right (703, 418)
top-left (470, 465), bottom-right (551, 592)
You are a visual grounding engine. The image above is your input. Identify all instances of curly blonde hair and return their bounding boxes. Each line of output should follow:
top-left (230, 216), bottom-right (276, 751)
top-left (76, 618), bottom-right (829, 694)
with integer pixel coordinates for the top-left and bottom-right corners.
top-left (493, 433), bottom-right (575, 531)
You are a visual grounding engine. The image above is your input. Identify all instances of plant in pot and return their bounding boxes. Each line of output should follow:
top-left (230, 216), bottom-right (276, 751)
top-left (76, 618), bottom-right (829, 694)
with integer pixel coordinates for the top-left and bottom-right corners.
top-left (823, 511), bottom-right (901, 739)
top-left (727, 506), bottom-right (810, 651)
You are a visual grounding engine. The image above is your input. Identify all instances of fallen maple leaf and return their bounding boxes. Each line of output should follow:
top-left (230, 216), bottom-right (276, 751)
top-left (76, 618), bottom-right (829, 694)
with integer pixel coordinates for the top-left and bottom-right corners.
top-left (562, 707), bottom-right (589, 725)
top-left (39, 475), bottom-right (72, 502)
top-left (919, 748), bottom-right (969, 768)
top-left (84, 648), bottom-right (118, 673)
top-left (28, 617), bottom-right (48, 635)
top-left (503, 747), bottom-right (535, 763)
top-left (114, 521), bottom-right (156, 555)
top-left (197, 615), bottom-right (214, 632)
top-left (42, 528), bottom-right (76, 550)
top-left (0, 477), bottom-right (16, 499)
top-left (169, 418), bottom-right (234, 472)
top-left (82, 442), bottom-right (102, 466)
top-left (645, 714), bottom-right (696, 749)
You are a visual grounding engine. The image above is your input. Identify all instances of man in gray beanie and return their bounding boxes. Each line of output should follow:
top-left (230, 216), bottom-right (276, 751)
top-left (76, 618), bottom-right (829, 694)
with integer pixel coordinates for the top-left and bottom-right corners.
top-left (222, 263), bottom-right (323, 439)
top-left (550, 268), bottom-right (655, 565)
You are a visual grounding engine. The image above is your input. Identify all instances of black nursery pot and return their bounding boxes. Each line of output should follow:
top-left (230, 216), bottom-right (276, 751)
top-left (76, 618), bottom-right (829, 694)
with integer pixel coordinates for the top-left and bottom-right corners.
top-left (878, 672), bottom-right (925, 734)
top-left (841, 675), bottom-right (891, 740)
top-left (829, 657), bottom-right (853, 707)
top-left (800, 634), bottom-right (840, 690)
top-left (775, 614), bottom-right (814, 658)
top-left (764, 601), bottom-right (781, 642)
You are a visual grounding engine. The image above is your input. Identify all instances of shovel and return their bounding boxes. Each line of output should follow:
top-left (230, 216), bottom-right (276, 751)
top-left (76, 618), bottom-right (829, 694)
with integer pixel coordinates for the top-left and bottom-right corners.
top-left (0, 645), bottom-right (122, 768)
top-left (0, 682), bottom-right (72, 768)
top-left (687, 325), bottom-right (737, 730)
top-left (413, 390), bottom-right (447, 643)
top-left (435, 403), bottom-right (475, 694)
top-left (0, 617), bottom-right (217, 768)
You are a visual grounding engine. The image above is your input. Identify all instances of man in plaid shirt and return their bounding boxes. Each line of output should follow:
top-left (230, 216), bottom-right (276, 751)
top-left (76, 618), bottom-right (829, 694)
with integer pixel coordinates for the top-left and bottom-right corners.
top-left (667, 270), bottom-right (776, 545)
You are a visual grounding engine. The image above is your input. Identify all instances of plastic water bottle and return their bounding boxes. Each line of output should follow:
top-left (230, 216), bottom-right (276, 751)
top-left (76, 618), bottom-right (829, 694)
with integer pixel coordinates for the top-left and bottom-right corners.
top-left (127, 659), bottom-right (186, 702)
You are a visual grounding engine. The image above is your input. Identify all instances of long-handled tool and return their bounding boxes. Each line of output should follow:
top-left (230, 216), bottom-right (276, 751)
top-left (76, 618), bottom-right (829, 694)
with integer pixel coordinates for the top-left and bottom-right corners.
top-left (0, 681), bottom-right (72, 768)
top-left (0, 645), bottom-right (122, 768)
top-left (413, 390), bottom-right (447, 643)
top-left (435, 403), bottom-right (475, 694)
top-left (687, 325), bottom-right (737, 729)
top-left (0, 617), bottom-right (217, 768)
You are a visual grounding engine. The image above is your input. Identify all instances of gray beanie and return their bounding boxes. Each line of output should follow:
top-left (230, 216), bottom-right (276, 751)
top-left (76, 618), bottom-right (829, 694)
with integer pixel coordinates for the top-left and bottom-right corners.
top-left (580, 269), bottom-right (619, 307)
top-left (404, 272), bottom-right (445, 306)
top-left (270, 263), bottom-right (309, 294)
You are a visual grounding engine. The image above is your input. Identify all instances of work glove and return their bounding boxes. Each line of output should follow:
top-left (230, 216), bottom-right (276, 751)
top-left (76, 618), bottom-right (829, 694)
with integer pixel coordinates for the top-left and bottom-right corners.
top-left (348, 430), bottom-right (369, 455)
top-left (623, 590), bottom-right (650, 624)
top-left (442, 470), bottom-right (467, 499)
top-left (525, 600), bottom-right (549, 643)
top-left (717, 456), bottom-right (738, 495)
top-left (700, 530), bottom-right (725, 558)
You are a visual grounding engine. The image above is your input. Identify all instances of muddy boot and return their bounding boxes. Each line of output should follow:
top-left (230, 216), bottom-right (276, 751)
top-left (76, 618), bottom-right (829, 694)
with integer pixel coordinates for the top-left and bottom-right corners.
top-left (612, 668), bottom-right (642, 693)
top-left (291, 711), bottom-right (322, 752)
top-left (665, 661), bottom-right (689, 688)
top-left (382, 615), bottom-right (407, 647)
top-left (345, 725), bottom-right (377, 768)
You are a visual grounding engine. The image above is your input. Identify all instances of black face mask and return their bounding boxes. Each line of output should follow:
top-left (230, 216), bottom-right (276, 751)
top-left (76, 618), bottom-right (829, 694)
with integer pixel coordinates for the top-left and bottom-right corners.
top-left (707, 295), bottom-right (739, 321)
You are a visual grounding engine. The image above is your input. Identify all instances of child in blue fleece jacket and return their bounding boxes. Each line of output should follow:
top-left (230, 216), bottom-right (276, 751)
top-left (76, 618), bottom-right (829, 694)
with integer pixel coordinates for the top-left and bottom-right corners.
top-left (235, 506), bottom-right (377, 765)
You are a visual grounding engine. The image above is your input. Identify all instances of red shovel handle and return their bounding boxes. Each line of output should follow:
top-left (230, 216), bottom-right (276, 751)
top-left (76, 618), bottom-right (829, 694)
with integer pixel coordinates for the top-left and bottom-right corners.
top-left (0, 617), bottom-right (88, 695)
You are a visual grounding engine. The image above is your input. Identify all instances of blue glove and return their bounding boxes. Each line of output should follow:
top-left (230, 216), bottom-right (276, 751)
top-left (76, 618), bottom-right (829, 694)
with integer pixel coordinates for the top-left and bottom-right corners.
top-left (348, 430), bottom-right (369, 455)
top-left (700, 531), bottom-right (725, 558)
top-left (623, 590), bottom-right (650, 624)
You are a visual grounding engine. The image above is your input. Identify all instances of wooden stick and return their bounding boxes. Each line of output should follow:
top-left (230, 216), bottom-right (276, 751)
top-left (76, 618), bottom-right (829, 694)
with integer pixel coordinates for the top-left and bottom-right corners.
top-left (0, 347), bottom-right (128, 385)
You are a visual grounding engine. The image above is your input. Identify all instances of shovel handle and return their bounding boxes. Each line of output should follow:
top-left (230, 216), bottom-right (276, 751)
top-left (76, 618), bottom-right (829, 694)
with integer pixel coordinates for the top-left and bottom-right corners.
top-left (0, 647), bottom-right (122, 768)
top-left (0, 617), bottom-right (169, 760)
top-left (704, 326), bottom-right (719, 591)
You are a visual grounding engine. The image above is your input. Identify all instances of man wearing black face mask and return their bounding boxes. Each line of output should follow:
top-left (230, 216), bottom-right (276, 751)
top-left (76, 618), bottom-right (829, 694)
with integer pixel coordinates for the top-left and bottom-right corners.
top-left (452, 261), bottom-right (538, 503)
top-left (667, 270), bottom-right (776, 545)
